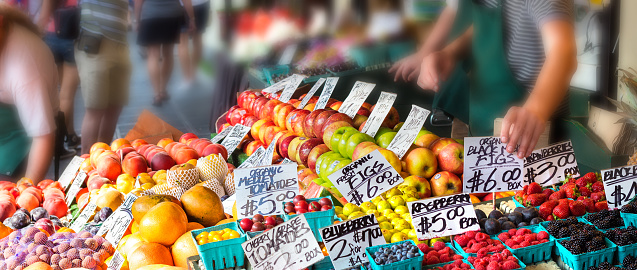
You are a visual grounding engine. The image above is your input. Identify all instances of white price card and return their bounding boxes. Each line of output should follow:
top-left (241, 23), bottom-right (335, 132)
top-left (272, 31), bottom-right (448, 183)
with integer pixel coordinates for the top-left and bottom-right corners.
top-left (212, 127), bottom-right (232, 143)
top-left (97, 193), bottom-right (137, 235)
top-left (107, 250), bottom-right (125, 270)
top-left (314, 77), bottom-right (339, 110)
top-left (278, 74), bottom-right (306, 103)
top-left (386, 105), bottom-right (430, 159)
top-left (408, 193), bottom-right (480, 239)
top-left (234, 163), bottom-right (299, 219)
top-left (524, 140), bottom-right (580, 186)
top-left (263, 77), bottom-right (291, 93)
top-left (281, 158), bottom-right (295, 165)
top-left (463, 137), bottom-right (525, 193)
top-left (360, 92), bottom-right (397, 137)
top-left (297, 78), bottom-right (326, 109)
top-left (220, 124), bottom-right (251, 156)
top-left (238, 147), bottom-right (266, 169)
top-left (120, 193), bottom-right (138, 210)
top-left (59, 156), bottom-right (85, 189)
top-left (65, 171), bottom-right (87, 207)
top-left (260, 139), bottom-right (278, 166)
top-left (242, 215), bottom-right (324, 270)
top-left (70, 202), bottom-right (97, 232)
top-left (320, 214), bottom-right (386, 270)
top-left (105, 210), bottom-right (133, 246)
top-left (602, 165), bottom-right (637, 209)
top-left (338, 81), bottom-right (375, 118)
top-left (97, 213), bottom-right (115, 236)
top-left (328, 150), bottom-right (403, 206)
top-left (279, 44), bottom-right (298, 65)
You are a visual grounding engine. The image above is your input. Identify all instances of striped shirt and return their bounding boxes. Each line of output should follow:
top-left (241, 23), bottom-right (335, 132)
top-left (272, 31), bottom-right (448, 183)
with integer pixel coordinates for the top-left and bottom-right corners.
top-left (80, 0), bottom-right (129, 44)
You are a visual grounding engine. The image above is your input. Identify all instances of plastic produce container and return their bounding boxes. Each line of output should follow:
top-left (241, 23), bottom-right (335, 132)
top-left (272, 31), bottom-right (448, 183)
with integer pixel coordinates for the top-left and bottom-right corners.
top-left (365, 240), bottom-right (424, 270)
top-left (190, 222), bottom-right (246, 270)
top-left (555, 237), bottom-right (617, 270)
top-left (282, 196), bottom-right (335, 241)
top-left (312, 256), bottom-right (334, 270)
top-left (495, 225), bottom-right (554, 264)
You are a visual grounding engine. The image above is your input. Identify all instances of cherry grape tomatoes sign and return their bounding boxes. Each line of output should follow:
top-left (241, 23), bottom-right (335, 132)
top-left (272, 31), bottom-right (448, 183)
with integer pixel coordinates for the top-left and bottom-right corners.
top-left (602, 165), bottom-right (637, 209)
top-left (463, 137), bottom-right (524, 193)
top-left (242, 215), bottom-right (324, 270)
top-left (408, 194), bottom-right (480, 239)
top-left (234, 163), bottom-right (299, 219)
top-left (524, 140), bottom-right (580, 186)
top-left (320, 214), bottom-right (385, 270)
top-left (328, 150), bottom-right (403, 206)
top-left (220, 124), bottom-right (251, 156)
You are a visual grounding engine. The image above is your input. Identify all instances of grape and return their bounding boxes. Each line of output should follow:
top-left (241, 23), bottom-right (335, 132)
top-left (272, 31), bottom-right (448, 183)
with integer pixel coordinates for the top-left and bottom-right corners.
top-left (30, 207), bottom-right (49, 221)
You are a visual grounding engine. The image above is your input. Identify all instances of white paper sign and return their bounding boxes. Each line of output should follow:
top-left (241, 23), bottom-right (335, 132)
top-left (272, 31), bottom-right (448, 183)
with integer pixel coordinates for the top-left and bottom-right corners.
top-left (238, 147), bottom-right (266, 169)
top-left (242, 215), bottom-right (324, 270)
top-left (463, 137), bottom-right (525, 193)
top-left (97, 193), bottom-right (137, 235)
top-left (70, 202), bottom-right (97, 232)
top-left (328, 150), bottom-right (403, 206)
top-left (65, 171), bottom-right (87, 207)
top-left (297, 78), bottom-right (326, 109)
top-left (386, 105), bottom-right (430, 159)
top-left (281, 158), bottom-right (295, 165)
top-left (314, 77), bottom-right (339, 110)
top-left (107, 251), bottom-right (125, 270)
top-left (408, 193), bottom-right (480, 239)
top-left (279, 44), bottom-right (298, 65)
top-left (360, 92), bottom-right (397, 137)
top-left (278, 74), bottom-right (306, 103)
top-left (220, 124), bottom-right (251, 156)
top-left (234, 164), bottom-right (299, 219)
top-left (338, 81), bottom-right (375, 118)
top-left (120, 193), bottom-right (138, 210)
top-left (59, 156), bottom-right (85, 189)
top-left (212, 127), bottom-right (232, 143)
top-left (524, 141), bottom-right (580, 186)
top-left (263, 77), bottom-right (291, 93)
top-left (602, 165), bottom-right (637, 209)
top-left (260, 139), bottom-right (278, 166)
top-left (320, 214), bottom-right (386, 270)
top-left (105, 210), bottom-right (133, 246)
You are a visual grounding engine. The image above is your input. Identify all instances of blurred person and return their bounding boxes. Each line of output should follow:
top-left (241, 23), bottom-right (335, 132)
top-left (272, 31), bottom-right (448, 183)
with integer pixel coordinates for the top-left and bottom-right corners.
top-left (0, 4), bottom-right (58, 182)
top-left (76, 0), bottom-right (131, 155)
top-left (177, 0), bottom-right (209, 91)
top-left (135, 0), bottom-right (195, 106)
top-left (37, 0), bottom-right (81, 153)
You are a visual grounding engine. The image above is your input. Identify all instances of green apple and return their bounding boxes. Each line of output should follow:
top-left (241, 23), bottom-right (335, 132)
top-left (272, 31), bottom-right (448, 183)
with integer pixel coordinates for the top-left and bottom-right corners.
top-left (416, 129), bottom-right (433, 140)
top-left (319, 153), bottom-right (342, 179)
top-left (338, 129), bottom-right (360, 157)
top-left (360, 201), bottom-right (376, 212)
top-left (374, 126), bottom-right (393, 141)
top-left (393, 122), bottom-right (404, 132)
top-left (315, 151), bottom-right (339, 176)
top-left (376, 132), bottom-right (397, 148)
top-left (325, 158), bottom-right (351, 178)
top-left (330, 127), bottom-right (356, 152)
top-left (455, 138), bottom-right (464, 145)
top-left (345, 133), bottom-right (375, 159)
top-left (386, 188), bottom-right (402, 197)
top-left (388, 195), bottom-right (406, 209)
top-left (342, 203), bottom-right (361, 216)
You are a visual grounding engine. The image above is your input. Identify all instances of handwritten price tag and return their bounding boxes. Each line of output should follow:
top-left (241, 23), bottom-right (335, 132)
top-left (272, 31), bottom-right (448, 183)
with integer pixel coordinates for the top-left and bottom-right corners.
top-left (320, 214), bottom-right (386, 270)
top-left (242, 215), bottom-right (324, 270)
top-left (463, 137), bottom-right (524, 193)
top-left (238, 147), bottom-right (266, 169)
top-left (328, 150), bottom-right (403, 206)
top-left (386, 105), bottom-right (430, 159)
top-left (524, 141), bottom-right (580, 186)
top-left (105, 210), bottom-right (133, 246)
top-left (314, 77), bottom-right (339, 110)
top-left (59, 156), bottom-right (85, 189)
top-left (281, 158), bottom-right (295, 165)
top-left (234, 164), bottom-right (299, 219)
top-left (297, 78), bottom-right (326, 109)
top-left (263, 77), bottom-right (291, 93)
top-left (338, 81), bottom-right (375, 118)
top-left (65, 171), bottom-right (87, 207)
top-left (278, 74), bottom-right (306, 103)
top-left (220, 125), bottom-right (251, 156)
top-left (97, 194), bottom-right (137, 235)
top-left (260, 139), bottom-right (278, 166)
top-left (602, 165), bottom-right (637, 209)
top-left (107, 251), bottom-right (125, 270)
top-left (120, 193), bottom-right (138, 210)
top-left (212, 127), bottom-right (232, 143)
top-left (70, 202), bottom-right (97, 232)
top-left (408, 194), bottom-right (480, 239)
top-left (360, 92), bottom-right (397, 137)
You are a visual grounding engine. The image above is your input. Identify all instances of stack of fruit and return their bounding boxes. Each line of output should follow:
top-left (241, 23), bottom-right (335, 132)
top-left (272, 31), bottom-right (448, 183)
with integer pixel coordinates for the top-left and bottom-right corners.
top-left (284, 196), bottom-right (332, 215)
top-left (238, 214), bottom-right (284, 233)
top-left (194, 227), bottom-right (241, 245)
top-left (475, 208), bottom-right (542, 235)
top-left (604, 226), bottom-right (637, 247)
top-left (419, 241), bottom-right (463, 266)
top-left (369, 241), bottom-right (421, 266)
top-left (585, 209), bottom-right (624, 229)
top-left (3, 207), bottom-right (63, 233)
top-left (543, 217), bottom-right (596, 239)
top-left (0, 178), bottom-right (67, 224)
top-left (454, 231), bottom-right (506, 254)
top-left (497, 227), bottom-right (550, 249)
top-left (466, 249), bottom-right (523, 270)
top-left (559, 229), bottom-right (607, 254)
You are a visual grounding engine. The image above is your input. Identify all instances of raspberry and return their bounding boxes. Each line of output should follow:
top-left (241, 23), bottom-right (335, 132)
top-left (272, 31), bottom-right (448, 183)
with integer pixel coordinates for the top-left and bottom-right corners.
top-left (501, 249), bottom-right (512, 257)
top-left (475, 233), bottom-right (488, 241)
top-left (540, 239), bottom-right (549, 243)
top-left (440, 254), bottom-right (450, 262)
top-left (520, 241), bottom-right (530, 247)
top-left (441, 246), bottom-right (452, 254)
top-left (508, 229), bottom-right (517, 235)
top-left (453, 255), bottom-right (463, 260)
top-left (466, 231), bottom-right (477, 239)
top-left (498, 233), bottom-right (511, 241)
top-left (531, 241), bottom-right (540, 245)
top-left (477, 249), bottom-right (488, 258)
top-left (455, 235), bottom-right (470, 247)
top-left (537, 231), bottom-right (549, 240)
top-left (516, 229), bottom-right (530, 236)
top-left (491, 253), bottom-right (503, 262)
top-left (487, 261), bottom-right (501, 270)
top-left (467, 240), bottom-right (477, 248)
top-left (428, 250), bottom-right (440, 258)
top-left (501, 261), bottom-right (520, 270)
top-left (524, 234), bottom-right (536, 242)
top-left (427, 256), bottom-right (441, 265)
top-left (433, 241), bottom-right (446, 251)
top-left (504, 239), bottom-right (517, 247)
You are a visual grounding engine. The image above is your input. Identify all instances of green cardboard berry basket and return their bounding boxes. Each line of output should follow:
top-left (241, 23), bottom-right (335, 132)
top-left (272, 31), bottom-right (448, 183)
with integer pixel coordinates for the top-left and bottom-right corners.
top-left (466, 253), bottom-right (526, 270)
top-left (495, 225), bottom-right (554, 264)
top-left (365, 240), bottom-right (424, 270)
top-left (598, 226), bottom-right (637, 264)
top-left (555, 237), bottom-right (617, 270)
top-left (621, 212), bottom-right (637, 227)
top-left (190, 222), bottom-right (246, 270)
top-left (282, 196), bottom-right (335, 241)
top-left (312, 255), bottom-right (334, 270)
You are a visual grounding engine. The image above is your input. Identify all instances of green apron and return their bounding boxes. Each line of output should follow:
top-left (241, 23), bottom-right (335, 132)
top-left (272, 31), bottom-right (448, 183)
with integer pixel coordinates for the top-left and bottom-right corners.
top-left (0, 103), bottom-right (30, 177)
top-left (432, 0), bottom-right (472, 124)
top-left (468, 0), bottom-right (527, 136)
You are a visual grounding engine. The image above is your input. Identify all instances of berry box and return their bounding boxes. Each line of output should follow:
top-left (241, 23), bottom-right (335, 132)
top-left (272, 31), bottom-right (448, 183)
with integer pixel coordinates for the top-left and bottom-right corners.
top-left (190, 222), bottom-right (247, 270)
top-left (421, 242), bottom-right (463, 268)
top-left (365, 240), bottom-right (424, 270)
top-left (600, 226), bottom-right (637, 264)
top-left (583, 211), bottom-right (625, 231)
top-left (555, 237), bottom-right (617, 270)
top-left (282, 196), bottom-right (335, 241)
top-left (424, 259), bottom-right (475, 270)
top-left (495, 225), bottom-right (554, 264)
top-left (312, 255), bottom-right (334, 270)
top-left (622, 212), bottom-right (637, 227)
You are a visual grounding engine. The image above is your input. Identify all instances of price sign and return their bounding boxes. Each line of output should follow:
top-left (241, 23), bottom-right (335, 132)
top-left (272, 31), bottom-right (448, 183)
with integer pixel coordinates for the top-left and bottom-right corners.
top-left (238, 147), bottom-right (266, 169)
top-left (360, 92), bottom-right (397, 137)
top-left (242, 215), bottom-right (324, 270)
top-left (212, 127), bottom-right (232, 143)
top-left (328, 150), bottom-right (403, 206)
top-left (97, 193), bottom-right (137, 235)
top-left (386, 105), bottom-right (430, 159)
top-left (70, 202), bottom-right (97, 232)
top-left (220, 124), bottom-right (251, 156)
top-left (260, 139), bottom-right (278, 166)
top-left (97, 213), bottom-right (115, 236)
top-left (338, 81), bottom-right (375, 118)
top-left (524, 141), bottom-right (580, 186)
top-left (408, 193), bottom-right (480, 239)
top-left (463, 137), bottom-right (524, 193)
top-left (281, 158), bottom-right (295, 164)
top-left (279, 44), bottom-right (298, 65)
top-left (278, 74), bottom-right (306, 103)
top-left (602, 165), bottom-right (637, 209)
top-left (65, 171), bottom-right (87, 207)
top-left (59, 156), bottom-right (85, 189)
top-left (314, 77), bottom-right (339, 110)
top-left (107, 251), bottom-right (125, 270)
top-left (297, 78), bottom-right (326, 109)
top-left (105, 210), bottom-right (133, 246)
top-left (263, 77), bottom-right (291, 93)
top-left (234, 163), bottom-right (299, 219)
top-left (320, 214), bottom-right (385, 270)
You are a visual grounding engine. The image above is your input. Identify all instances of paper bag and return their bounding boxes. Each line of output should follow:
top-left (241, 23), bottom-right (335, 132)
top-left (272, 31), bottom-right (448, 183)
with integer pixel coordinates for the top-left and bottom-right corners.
top-left (125, 110), bottom-right (184, 144)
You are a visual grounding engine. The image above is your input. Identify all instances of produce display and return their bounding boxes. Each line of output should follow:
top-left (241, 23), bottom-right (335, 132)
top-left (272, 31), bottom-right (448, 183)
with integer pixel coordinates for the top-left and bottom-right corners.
top-left (194, 228), bottom-right (240, 245)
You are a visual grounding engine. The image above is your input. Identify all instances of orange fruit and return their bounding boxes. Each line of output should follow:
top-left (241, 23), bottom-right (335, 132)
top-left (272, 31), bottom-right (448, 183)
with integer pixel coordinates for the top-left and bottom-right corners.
top-left (118, 232), bottom-right (147, 258)
top-left (127, 242), bottom-right (174, 270)
top-left (171, 231), bottom-right (200, 268)
top-left (24, 262), bottom-right (54, 270)
top-left (215, 218), bottom-right (235, 226)
top-left (186, 222), bottom-right (204, 231)
top-left (90, 142), bottom-right (111, 154)
top-left (137, 265), bottom-right (186, 270)
top-left (139, 202), bottom-right (187, 246)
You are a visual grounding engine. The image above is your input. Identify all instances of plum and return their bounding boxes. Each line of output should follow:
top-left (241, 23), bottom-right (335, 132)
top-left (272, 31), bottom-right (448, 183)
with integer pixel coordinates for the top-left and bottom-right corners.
top-left (484, 218), bottom-right (501, 235)
top-left (94, 207), bottom-right (112, 223)
top-left (10, 211), bottom-right (31, 229)
top-left (30, 207), bottom-right (49, 221)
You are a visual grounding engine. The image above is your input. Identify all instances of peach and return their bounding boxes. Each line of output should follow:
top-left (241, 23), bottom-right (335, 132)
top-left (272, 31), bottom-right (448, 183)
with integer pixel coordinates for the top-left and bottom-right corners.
top-left (0, 201), bottom-right (16, 222)
top-left (150, 152), bottom-right (176, 171)
top-left (110, 138), bottom-right (131, 151)
top-left (90, 142), bottom-right (110, 154)
top-left (79, 158), bottom-right (93, 173)
top-left (43, 182), bottom-right (64, 194)
top-left (116, 146), bottom-right (136, 159)
top-left (164, 142), bottom-right (180, 154)
top-left (131, 139), bottom-right (148, 148)
top-left (179, 133), bottom-right (198, 144)
top-left (17, 193), bottom-right (39, 211)
top-left (194, 141), bottom-right (213, 156)
top-left (77, 193), bottom-right (89, 209)
top-left (136, 144), bottom-right (153, 155)
top-left (97, 155), bottom-right (122, 182)
top-left (22, 187), bottom-right (42, 203)
top-left (174, 149), bottom-right (199, 164)
top-left (90, 148), bottom-right (105, 166)
top-left (202, 144), bottom-right (228, 160)
top-left (157, 138), bottom-right (175, 148)
top-left (87, 176), bottom-right (111, 191)
top-left (43, 198), bottom-right (68, 217)
top-left (122, 153), bottom-right (148, 177)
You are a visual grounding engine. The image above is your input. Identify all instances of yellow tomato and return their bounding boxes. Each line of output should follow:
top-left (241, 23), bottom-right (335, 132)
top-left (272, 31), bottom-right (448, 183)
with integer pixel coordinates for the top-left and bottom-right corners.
top-left (196, 232), bottom-right (208, 240)
top-left (187, 159), bottom-right (197, 167)
top-left (227, 230), bottom-right (240, 239)
top-left (197, 238), bottom-right (208, 245)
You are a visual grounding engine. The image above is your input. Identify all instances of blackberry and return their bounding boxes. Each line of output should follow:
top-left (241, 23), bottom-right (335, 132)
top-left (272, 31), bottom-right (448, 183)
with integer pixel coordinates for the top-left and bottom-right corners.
top-left (587, 209), bottom-right (625, 229)
top-left (605, 227), bottom-right (637, 246)
top-left (623, 255), bottom-right (637, 270)
top-left (589, 236), bottom-right (606, 252)
top-left (561, 239), bottom-right (584, 254)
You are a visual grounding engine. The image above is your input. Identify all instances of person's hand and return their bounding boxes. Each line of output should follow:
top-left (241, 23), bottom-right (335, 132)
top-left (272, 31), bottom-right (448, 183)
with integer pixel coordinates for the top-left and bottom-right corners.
top-left (188, 19), bottom-right (196, 33)
top-left (500, 106), bottom-right (547, 158)
top-left (417, 50), bottom-right (456, 92)
top-left (389, 53), bottom-right (422, 82)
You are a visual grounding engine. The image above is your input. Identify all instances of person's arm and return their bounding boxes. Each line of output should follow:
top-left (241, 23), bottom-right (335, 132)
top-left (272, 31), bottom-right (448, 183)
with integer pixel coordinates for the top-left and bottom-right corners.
top-left (24, 133), bottom-right (54, 183)
top-left (417, 26), bottom-right (473, 92)
top-left (182, 0), bottom-right (196, 32)
top-left (500, 20), bottom-right (577, 158)
top-left (134, 0), bottom-right (144, 30)
top-left (36, 0), bottom-right (54, 31)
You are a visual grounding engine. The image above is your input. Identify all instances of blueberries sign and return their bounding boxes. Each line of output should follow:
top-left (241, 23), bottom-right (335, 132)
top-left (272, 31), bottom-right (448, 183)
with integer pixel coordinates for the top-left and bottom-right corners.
top-left (320, 214), bottom-right (385, 270)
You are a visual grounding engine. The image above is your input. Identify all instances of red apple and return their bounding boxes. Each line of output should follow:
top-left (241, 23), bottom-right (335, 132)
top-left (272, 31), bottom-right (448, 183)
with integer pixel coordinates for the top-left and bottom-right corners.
top-left (438, 143), bottom-right (464, 175)
top-left (430, 138), bottom-right (457, 156)
top-left (275, 104), bottom-right (296, 128)
top-left (303, 109), bottom-right (325, 138)
top-left (307, 144), bottom-right (330, 172)
top-left (278, 134), bottom-right (299, 159)
top-left (313, 110), bottom-right (338, 139)
top-left (297, 138), bottom-right (323, 167)
top-left (403, 147), bottom-right (438, 178)
top-left (430, 171), bottom-right (463, 197)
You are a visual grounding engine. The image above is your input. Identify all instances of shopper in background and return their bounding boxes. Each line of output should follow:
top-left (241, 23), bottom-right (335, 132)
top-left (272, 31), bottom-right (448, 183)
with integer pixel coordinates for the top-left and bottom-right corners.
top-left (135, 0), bottom-right (195, 106)
top-left (0, 4), bottom-right (58, 183)
top-left (37, 0), bottom-right (81, 155)
top-left (76, 0), bottom-right (131, 155)
top-left (177, 0), bottom-right (209, 91)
